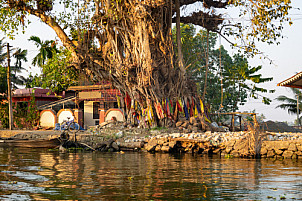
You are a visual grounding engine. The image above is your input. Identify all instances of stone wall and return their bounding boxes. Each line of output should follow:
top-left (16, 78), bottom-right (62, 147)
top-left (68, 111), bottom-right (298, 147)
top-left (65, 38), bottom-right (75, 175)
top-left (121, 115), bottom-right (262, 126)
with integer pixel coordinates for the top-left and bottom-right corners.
top-left (143, 133), bottom-right (302, 159)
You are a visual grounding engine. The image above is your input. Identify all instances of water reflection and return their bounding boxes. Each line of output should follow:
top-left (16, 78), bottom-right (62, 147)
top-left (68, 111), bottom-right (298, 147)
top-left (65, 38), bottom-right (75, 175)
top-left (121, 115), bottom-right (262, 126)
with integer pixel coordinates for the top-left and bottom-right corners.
top-left (0, 148), bottom-right (302, 200)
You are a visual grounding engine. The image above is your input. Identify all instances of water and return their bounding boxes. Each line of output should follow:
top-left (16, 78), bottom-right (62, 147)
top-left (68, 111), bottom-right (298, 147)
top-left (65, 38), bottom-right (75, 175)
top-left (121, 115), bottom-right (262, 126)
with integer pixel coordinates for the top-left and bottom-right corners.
top-left (0, 147), bottom-right (302, 201)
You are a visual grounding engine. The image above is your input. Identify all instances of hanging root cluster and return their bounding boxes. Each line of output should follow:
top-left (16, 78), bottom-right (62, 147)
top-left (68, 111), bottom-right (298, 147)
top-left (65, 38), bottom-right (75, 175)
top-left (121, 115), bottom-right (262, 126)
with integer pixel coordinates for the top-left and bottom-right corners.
top-left (74, 0), bottom-right (197, 104)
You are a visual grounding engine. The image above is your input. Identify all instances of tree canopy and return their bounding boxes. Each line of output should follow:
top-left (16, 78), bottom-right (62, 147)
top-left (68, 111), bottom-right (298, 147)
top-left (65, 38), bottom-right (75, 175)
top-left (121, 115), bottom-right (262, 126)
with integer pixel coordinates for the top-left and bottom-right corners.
top-left (30, 48), bottom-right (79, 93)
top-left (173, 24), bottom-right (275, 113)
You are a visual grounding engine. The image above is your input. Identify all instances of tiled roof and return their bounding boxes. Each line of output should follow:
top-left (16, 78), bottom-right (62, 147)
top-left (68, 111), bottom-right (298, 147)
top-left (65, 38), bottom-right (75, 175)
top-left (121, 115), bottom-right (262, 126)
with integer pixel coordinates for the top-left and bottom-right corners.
top-left (277, 72), bottom-right (302, 89)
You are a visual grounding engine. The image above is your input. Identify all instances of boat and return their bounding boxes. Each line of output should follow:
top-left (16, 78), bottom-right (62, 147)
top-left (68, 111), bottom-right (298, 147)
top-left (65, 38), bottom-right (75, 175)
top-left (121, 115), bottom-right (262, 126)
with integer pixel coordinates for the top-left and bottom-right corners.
top-left (0, 138), bottom-right (61, 148)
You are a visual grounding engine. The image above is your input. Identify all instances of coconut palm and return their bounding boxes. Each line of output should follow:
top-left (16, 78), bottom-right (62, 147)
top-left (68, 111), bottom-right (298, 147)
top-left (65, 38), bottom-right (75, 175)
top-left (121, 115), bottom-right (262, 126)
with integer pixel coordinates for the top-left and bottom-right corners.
top-left (11, 48), bottom-right (28, 88)
top-left (12, 48), bottom-right (27, 72)
top-left (28, 35), bottom-right (59, 67)
top-left (0, 38), bottom-right (6, 64)
top-left (276, 88), bottom-right (302, 125)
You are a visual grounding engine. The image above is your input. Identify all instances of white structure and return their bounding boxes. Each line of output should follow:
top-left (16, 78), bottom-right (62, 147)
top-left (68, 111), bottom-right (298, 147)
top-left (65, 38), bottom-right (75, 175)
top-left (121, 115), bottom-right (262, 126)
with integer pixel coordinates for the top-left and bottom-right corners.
top-left (57, 109), bottom-right (74, 124)
top-left (40, 110), bottom-right (56, 128)
top-left (105, 109), bottom-right (125, 122)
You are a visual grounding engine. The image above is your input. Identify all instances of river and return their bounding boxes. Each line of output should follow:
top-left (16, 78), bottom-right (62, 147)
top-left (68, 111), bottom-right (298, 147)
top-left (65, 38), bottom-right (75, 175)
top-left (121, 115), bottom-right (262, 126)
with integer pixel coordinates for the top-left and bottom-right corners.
top-left (0, 147), bottom-right (301, 200)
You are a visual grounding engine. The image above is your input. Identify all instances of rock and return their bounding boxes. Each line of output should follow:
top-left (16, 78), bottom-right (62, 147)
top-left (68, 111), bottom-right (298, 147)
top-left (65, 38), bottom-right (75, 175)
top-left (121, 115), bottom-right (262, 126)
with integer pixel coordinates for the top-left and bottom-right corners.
top-left (161, 146), bottom-right (170, 152)
top-left (260, 148), bottom-right (268, 155)
top-left (267, 150), bottom-right (275, 158)
top-left (182, 121), bottom-right (189, 128)
top-left (145, 138), bottom-right (157, 151)
top-left (169, 141), bottom-right (177, 149)
top-left (157, 139), bottom-right (166, 145)
top-left (176, 122), bottom-right (183, 127)
top-left (111, 142), bottom-right (119, 151)
top-left (189, 117), bottom-right (197, 124)
top-left (115, 131), bottom-right (124, 138)
top-left (155, 145), bottom-right (162, 152)
top-left (282, 150), bottom-right (293, 159)
top-left (192, 126), bottom-right (198, 133)
top-left (275, 155), bottom-right (284, 160)
top-left (279, 141), bottom-right (290, 150)
top-left (193, 123), bottom-right (200, 127)
top-left (205, 131), bottom-right (211, 135)
top-left (224, 140), bottom-right (236, 148)
top-left (171, 133), bottom-right (181, 138)
top-left (288, 143), bottom-right (297, 151)
top-left (233, 140), bottom-right (247, 151)
top-left (297, 145), bottom-right (302, 151)
top-left (225, 147), bottom-right (233, 154)
top-left (239, 147), bottom-right (249, 156)
top-left (292, 154), bottom-right (298, 159)
top-left (275, 149), bottom-right (283, 155)
top-left (212, 149), bottom-right (221, 154)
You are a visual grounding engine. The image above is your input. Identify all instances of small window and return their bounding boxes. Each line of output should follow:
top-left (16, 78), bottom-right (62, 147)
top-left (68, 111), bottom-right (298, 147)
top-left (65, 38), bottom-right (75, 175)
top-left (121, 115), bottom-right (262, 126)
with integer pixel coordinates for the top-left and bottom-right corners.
top-left (93, 102), bottom-right (100, 119)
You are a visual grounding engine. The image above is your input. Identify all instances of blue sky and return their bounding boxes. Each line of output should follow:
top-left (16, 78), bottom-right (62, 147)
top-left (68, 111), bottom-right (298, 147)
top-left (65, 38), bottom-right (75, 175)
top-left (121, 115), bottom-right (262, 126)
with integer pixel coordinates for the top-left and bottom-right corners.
top-left (2, 0), bottom-right (302, 123)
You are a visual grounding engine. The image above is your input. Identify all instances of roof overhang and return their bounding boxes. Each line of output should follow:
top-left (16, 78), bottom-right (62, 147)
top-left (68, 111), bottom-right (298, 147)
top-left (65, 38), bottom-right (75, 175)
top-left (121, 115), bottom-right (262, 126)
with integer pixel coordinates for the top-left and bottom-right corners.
top-left (277, 72), bottom-right (302, 89)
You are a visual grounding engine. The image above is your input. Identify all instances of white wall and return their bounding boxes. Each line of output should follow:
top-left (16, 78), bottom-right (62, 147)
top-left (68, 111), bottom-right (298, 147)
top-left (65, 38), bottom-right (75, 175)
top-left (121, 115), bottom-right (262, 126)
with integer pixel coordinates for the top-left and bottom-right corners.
top-left (40, 110), bottom-right (56, 127)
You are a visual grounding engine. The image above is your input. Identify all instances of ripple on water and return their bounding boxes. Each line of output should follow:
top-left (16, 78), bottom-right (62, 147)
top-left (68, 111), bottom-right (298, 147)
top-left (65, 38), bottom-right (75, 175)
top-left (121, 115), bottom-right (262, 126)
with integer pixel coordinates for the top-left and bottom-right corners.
top-left (0, 193), bottom-right (31, 201)
top-left (0, 181), bottom-right (58, 195)
top-left (12, 171), bottom-right (49, 182)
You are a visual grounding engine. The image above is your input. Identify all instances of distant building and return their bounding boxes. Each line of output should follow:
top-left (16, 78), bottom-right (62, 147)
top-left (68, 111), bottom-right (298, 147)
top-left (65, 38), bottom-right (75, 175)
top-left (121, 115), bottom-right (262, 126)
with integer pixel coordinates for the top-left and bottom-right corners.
top-left (37, 83), bottom-right (124, 128)
top-left (12, 88), bottom-right (64, 109)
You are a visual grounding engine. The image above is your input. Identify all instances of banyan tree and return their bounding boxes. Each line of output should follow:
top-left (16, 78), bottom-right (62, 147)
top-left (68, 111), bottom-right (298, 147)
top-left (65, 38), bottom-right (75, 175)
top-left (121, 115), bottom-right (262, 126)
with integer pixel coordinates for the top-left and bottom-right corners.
top-left (0, 0), bottom-right (292, 126)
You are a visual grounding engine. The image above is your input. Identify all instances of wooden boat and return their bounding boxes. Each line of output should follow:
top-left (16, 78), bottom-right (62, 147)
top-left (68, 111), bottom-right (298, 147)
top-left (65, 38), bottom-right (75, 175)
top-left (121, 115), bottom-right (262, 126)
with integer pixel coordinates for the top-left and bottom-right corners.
top-left (0, 138), bottom-right (61, 148)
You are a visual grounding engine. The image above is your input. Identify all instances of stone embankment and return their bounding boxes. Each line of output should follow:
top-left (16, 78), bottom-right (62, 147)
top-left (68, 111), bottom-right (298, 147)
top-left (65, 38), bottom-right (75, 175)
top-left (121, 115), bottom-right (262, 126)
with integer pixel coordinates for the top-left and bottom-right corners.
top-left (139, 131), bottom-right (302, 159)
top-left (2, 125), bottom-right (302, 159)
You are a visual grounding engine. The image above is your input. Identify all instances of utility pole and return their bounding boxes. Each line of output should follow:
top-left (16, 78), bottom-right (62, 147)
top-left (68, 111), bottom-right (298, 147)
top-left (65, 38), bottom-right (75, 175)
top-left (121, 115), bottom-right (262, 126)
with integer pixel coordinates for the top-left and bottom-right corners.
top-left (7, 43), bottom-right (13, 130)
top-left (297, 94), bottom-right (300, 127)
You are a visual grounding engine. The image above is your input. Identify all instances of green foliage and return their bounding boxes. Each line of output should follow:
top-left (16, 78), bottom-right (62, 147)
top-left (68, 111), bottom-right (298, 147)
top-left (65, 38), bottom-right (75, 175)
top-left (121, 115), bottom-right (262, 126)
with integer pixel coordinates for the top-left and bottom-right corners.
top-left (25, 94), bottom-right (40, 129)
top-left (276, 88), bottom-right (302, 116)
top-left (11, 48), bottom-right (28, 88)
top-left (222, 54), bottom-right (275, 112)
top-left (28, 35), bottom-right (59, 67)
top-left (0, 65), bottom-right (8, 93)
top-left (173, 24), bottom-right (274, 113)
top-left (0, 37), bottom-right (29, 90)
top-left (31, 48), bottom-right (79, 93)
top-left (0, 94), bottom-right (40, 129)
top-left (0, 99), bottom-right (8, 128)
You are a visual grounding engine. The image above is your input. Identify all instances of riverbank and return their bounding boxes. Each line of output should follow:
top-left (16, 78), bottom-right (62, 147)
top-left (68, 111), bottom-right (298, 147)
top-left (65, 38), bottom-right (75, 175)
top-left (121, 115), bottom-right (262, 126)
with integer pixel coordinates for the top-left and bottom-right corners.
top-left (1, 127), bottom-right (302, 159)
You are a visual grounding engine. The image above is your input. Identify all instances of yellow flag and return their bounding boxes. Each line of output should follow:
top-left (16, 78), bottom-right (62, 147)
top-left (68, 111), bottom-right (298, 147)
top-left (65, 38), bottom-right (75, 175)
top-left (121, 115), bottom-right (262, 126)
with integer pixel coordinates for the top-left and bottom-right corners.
top-left (199, 98), bottom-right (204, 113)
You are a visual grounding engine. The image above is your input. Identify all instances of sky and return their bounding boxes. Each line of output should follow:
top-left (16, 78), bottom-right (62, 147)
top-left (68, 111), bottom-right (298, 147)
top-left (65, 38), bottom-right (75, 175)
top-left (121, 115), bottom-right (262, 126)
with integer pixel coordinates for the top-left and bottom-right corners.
top-left (2, 0), bottom-right (302, 123)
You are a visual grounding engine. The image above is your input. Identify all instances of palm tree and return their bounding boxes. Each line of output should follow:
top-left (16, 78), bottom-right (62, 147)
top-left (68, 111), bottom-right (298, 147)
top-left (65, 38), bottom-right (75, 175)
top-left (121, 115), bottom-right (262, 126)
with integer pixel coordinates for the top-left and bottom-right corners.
top-left (28, 36), bottom-right (59, 67)
top-left (276, 88), bottom-right (302, 125)
top-left (12, 48), bottom-right (27, 72)
top-left (11, 48), bottom-right (28, 88)
top-left (0, 38), bottom-right (7, 64)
